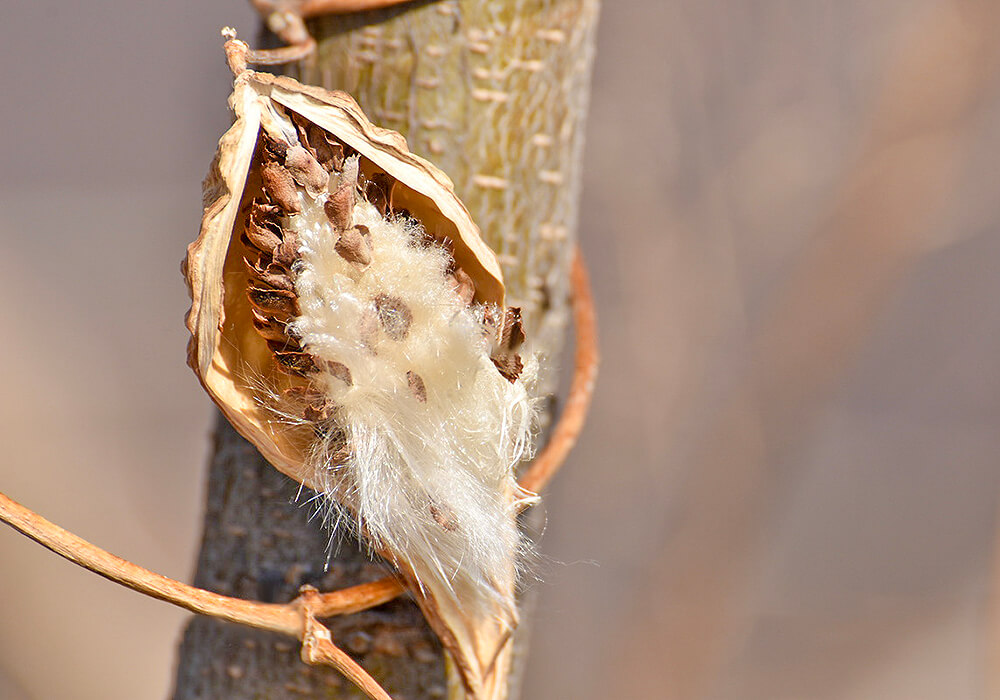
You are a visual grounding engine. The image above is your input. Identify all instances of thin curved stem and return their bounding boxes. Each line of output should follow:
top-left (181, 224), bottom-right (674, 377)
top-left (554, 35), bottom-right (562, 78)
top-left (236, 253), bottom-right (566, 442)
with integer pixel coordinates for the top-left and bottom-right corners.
top-left (0, 489), bottom-right (400, 699)
top-left (0, 490), bottom-right (297, 634)
top-left (239, 0), bottom-right (418, 68)
top-left (297, 0), bottom-right (415, 18)
top-left (519, 247), bottom-right (599, 495)
top-left (223, 26), bottom-right (315, 71)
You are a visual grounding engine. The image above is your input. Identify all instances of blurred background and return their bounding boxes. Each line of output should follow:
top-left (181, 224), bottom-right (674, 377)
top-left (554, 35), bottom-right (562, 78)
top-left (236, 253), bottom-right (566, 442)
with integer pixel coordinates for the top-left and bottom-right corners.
top-left (3, 1), bottom-right (1000, 698)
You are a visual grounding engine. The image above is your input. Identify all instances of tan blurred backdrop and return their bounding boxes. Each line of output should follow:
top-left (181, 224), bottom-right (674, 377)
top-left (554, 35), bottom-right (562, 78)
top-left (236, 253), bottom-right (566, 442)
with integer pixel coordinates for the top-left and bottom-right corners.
top-left (3, 1), bottom-right (1000, 699)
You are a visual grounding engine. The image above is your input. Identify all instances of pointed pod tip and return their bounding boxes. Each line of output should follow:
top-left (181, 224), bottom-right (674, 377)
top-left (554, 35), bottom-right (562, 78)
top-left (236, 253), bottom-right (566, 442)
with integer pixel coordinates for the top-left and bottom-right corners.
top-left (221, 29), bottom-right (250, 76)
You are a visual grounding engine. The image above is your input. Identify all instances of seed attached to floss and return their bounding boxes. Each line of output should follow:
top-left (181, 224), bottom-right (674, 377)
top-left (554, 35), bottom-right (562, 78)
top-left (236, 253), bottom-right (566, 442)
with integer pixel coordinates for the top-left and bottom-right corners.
top-left (490, 307), bottom-right (526, 382)
top-left (184, 59), bottom-right (536, 695)
top-left (407, 370), bottom-right (427, 403)
top-left (334, 225), bottom-right (372, 267)
top-left (373, 293), bottom-right (413, 341)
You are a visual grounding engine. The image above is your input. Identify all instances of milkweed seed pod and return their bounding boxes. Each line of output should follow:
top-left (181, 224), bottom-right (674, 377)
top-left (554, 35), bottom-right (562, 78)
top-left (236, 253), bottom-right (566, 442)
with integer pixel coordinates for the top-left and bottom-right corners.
top-left (183, 55), bottom-right (537, 697)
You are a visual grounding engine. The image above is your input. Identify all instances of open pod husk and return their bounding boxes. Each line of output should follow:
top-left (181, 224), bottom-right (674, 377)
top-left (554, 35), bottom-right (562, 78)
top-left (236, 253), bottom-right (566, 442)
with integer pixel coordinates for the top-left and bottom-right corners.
top-left (184, 64), bottom-right (520, 699)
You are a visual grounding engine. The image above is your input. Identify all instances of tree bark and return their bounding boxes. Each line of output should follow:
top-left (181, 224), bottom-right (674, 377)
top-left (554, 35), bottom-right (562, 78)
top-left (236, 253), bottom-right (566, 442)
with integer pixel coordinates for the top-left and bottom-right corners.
top-left (172, 1), bottom-right (598, 697)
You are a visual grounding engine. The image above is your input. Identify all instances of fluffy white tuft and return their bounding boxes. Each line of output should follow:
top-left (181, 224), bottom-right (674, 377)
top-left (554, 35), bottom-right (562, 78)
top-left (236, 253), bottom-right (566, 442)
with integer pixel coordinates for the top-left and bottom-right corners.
top-left (281, 173), bottom-right (536, 614)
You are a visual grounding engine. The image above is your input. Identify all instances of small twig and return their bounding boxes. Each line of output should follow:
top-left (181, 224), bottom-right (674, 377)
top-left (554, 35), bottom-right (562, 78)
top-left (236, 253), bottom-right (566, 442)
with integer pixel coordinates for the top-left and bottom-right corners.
top-left (299, 586), bottom-right (395, 700)
top-left (0, 489), bottom-right (399, 699)
top-left (236, 0), bottom-right (416, 68)
top-left (519, 247), bottom-right (599, 495)
top-left (223, 23), bottom-right (315, 70)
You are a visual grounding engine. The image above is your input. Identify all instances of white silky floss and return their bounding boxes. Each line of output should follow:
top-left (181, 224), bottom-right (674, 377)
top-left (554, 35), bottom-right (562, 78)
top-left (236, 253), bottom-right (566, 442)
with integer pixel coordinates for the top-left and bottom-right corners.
top-left (282, 165), bottom-right (537, 615)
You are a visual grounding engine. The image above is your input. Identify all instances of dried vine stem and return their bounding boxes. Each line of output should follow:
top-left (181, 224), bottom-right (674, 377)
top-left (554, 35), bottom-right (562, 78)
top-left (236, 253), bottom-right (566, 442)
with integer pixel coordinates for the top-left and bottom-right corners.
top-left (519, 248), bottom-right (598, 496)
top-left (0, 248), bottom-right (596, 697)
top-left (241, 0), bottom-right (414, 66)
top-left (0, 490), bottom-right (399, 699)
top-left (255, 0), bottom-right (413, 19)
top-left (222, 25), bottom-right (315, 68)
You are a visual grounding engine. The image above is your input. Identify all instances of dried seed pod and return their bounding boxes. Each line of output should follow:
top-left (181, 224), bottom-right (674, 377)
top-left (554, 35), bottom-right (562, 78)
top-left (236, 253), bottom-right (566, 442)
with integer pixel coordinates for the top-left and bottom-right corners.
top-left (186, 68), bottom-right (505, 478)
top-left (184, 61), bottom-right (530, 698)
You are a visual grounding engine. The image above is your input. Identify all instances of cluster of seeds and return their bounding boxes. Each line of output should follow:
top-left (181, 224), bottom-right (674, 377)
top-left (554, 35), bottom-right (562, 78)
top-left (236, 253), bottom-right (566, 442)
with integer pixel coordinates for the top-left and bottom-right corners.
top-left (242, 109), bottom-right (526, 457)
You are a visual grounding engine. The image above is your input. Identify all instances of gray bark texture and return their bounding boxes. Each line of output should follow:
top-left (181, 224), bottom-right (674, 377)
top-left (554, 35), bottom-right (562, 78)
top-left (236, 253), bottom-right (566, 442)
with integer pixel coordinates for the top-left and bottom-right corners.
top-left (172, 1), bottom-right (598, 697)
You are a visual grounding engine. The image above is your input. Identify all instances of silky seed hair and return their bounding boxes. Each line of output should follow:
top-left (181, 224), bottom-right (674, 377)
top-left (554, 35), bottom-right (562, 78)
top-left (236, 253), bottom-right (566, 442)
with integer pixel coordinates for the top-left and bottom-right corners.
top-left (246, 104), bottom-right (537, 615)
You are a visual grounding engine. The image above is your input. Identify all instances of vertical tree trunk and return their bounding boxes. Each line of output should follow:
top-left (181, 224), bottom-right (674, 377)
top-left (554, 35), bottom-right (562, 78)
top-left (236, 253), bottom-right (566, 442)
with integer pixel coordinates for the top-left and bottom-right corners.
top-left (172, 1), bottom-right (598, 697)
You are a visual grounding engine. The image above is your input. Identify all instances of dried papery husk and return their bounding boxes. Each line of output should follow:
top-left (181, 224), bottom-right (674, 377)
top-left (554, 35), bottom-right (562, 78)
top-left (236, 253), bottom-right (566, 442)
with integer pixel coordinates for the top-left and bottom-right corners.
top-left (186, 69), bottom-right (508, 482)
top-left (184, 64), bottom-right (529, 699)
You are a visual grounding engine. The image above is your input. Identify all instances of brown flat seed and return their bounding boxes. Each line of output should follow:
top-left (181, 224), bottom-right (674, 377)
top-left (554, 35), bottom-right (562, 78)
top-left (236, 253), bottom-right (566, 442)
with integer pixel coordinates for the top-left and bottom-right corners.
top-left (262, 136), bottom-right (289, 163)
top-left (260, 161), bottom-right (301, 213)
top-left (407, 371), bottom-right (427, 403)
top-left (429, 503), bottom-right (458, 532)
top-left (251, 250), bottom-right (295, 281)
top-left (251, 200), bottom-right (282, 222)
top-left (244, 218), bottom-right (282, 253)
top-left (242, 226), bottom-right (281, 253)
top-left (373, 293), bottom-right (413, 341)
top-left (281, 226), bottom-right (300, 248)
top-left (244, 257), bottom-right (295, 291)
top-left (500, 306), bottom-right (525, 352)
top-left (324, 156), bottom-right (359, 230)
top-left (250, 309), bottom-right (292, 342)
top-left (291, 113), bottom-right (346, 172)
top-left (335, 226), bottom-right (372, 266)
top-left (452, 268), bottom-right (476, 306)
top-left (282, 386), bottom-right (336, 421)
top-left (303, 394), bottom-right (338, 422)
top-left (303, 402), bottom-right (331, 422)
top-left (290, 113), bottom-right (311, 145)
top-left (272, 240), bottom-right (299, 268)
top-left (491, 353), bottom-right (523, 383)
top-left (272, 348), bottom-right (318, 376)
top-left (284, 145), bottom-right (328, 196)
top-left (323, 360), bottom-right (353, 386)
top-left (248, 286), bottom-right (299, 316)
top-left (314, 128), bottom-right (345, 172)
